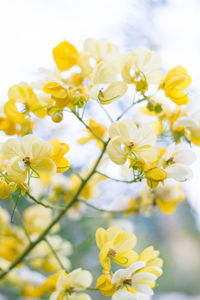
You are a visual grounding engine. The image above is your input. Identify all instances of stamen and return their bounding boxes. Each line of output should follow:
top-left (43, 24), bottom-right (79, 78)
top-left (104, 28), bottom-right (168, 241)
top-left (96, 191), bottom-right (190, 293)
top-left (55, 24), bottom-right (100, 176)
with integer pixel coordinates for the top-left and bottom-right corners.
top-left (108, 248), bottom-right (116, 259)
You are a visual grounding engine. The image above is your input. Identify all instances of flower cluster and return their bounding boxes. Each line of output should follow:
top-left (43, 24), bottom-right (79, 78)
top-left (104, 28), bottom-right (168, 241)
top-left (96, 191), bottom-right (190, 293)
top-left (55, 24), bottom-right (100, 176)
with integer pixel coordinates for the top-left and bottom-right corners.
top-left (0, 37), bottom-right (198, 300)
top-left (96, 226), bottom-right (163, 299)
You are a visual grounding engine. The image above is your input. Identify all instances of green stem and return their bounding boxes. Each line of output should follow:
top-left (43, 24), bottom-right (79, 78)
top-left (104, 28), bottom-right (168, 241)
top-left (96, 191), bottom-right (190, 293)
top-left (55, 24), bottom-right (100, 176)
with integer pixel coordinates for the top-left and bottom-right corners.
top-left (0, 140), bottom-right (109, 280)
top-left (73, 111), bottom-right (106, 145)
top-left (26, 192), bottom-right (64, 210)
top-left (95, 170), bottom-right (136, 184)
top-left (44, 237), bottom-right (66, 270)
top-left (8, 196), bottom-right (31, 243)
top-left (79, 199), bottom-right (137, 215)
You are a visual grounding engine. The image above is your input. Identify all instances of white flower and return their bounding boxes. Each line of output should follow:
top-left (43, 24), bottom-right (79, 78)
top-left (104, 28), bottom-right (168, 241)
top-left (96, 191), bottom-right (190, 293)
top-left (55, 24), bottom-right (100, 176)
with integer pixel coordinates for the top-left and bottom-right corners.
top-left (121, 47), bottom-right (164, 85)
top-left (50, 268), bottom-right (93, 300)
top-left (107, 119), bottom-right (157, 165)
top-left (112, 261), bottom-right (157, 297)
top-left (173, 95), bottom-right (200, 138)
top-left (161, 143), bottom-right (196, 182)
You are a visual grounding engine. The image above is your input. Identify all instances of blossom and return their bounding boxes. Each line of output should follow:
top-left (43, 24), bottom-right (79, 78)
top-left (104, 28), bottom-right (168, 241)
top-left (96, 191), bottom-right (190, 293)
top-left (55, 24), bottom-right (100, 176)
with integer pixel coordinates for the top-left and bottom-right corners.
top-left (53, 40), bottom-right (79, 71)
top-left (96, 226), bottom-right (138, 270)
top-left (161, 66), bottom-right (192, 105)
top-left (22, 272), bottom-right (60, 298)
top-left (78, 119), bottom-right (107, 148)
top-left (89, 60), bottom-right (121, 100)
top-left (1, 135), bottom-right (57, 184)
top-left (23, 205), bottom-right (59, 234)
top-left (6, 82), bottom-right (47, 120)
top-left (121, 47), bottom-right (164, 86)
top-left (43, 82), bottom-right (72, 108)
top-left (49, 138), bottom-right (70, 173)
top-left (50, 268), bottom-right (93, 300)
top-left (107, 119), bottom-right (157, 165)
top-left (98, 81), bottom-right (128, 104)
top-left (138, 181), bottom-right (186, 215)
top-left (111, 261), bottom-right (157, 297)
top-left (79, 38), bottom-right (119, 77)
top-left (173, 95), bottom-right (200, 145)
top-left (96, 270), bottom-right (117, 297)
top-left (160, 143), bottom-right (196, 182)
top-left (0, 179), bottom-right (11, 199)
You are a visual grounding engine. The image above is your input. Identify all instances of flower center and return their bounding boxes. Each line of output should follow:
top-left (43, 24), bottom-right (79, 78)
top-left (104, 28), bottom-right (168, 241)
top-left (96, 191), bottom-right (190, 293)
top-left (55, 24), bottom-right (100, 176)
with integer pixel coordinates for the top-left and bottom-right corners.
top-left (123, 279), bottom-right (132, 286)
top-left (22, 156), bottom-right (31, 166)
top-left (68, 286), bottom-right (75, 295)
top-left (167, 157), bottom-right (175, 165)
top-left (108, 248), bottom-right (116, 259)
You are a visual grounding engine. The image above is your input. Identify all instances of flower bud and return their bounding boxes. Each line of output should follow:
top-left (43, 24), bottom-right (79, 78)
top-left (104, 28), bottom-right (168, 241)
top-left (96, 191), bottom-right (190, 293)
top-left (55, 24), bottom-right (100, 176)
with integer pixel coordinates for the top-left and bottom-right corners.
top-left (51, 111), bottom-right (63, 123)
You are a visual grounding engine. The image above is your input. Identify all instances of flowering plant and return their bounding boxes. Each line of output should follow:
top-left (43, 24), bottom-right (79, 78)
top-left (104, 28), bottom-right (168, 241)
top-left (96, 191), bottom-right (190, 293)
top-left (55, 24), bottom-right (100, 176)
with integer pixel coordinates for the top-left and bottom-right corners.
top-left (0, 38), bottom-right (197, 299)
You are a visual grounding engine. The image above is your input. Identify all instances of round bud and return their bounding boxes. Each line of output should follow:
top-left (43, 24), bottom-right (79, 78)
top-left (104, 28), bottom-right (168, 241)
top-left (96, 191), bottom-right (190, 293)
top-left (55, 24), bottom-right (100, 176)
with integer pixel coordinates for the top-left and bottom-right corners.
top-left (51, 111), bottom-right (63, 123)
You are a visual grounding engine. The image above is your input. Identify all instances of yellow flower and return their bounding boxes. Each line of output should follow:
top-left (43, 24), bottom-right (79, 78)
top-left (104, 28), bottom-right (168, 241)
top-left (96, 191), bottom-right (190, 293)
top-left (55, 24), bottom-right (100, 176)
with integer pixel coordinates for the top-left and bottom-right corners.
top-left (78, 119), bottom-right (107, 148)
top-left (0, 116), bottom-right (17, 135)
top-left (145, 167), bottom-right (167, 188)
top-left (1, 135), bottom-right (56, 184)
top-left (23, 205), bottom-right (59, 234)
top-left (96, 226), bottom-right (138, 271)
top-left (22, 272), bottom-right (60, 298)
top-left (111, 247), bottom-right (163, 299)
top-left (96, 271), bottom-right (117, 297)
top-left (0, 179), bottom-right (11, 199)
top-left (79, 38), bottom-right (119, 77)
top-left (156, 181), bottom-right (186, 214)
top-left (0, 207), bottom-right (9, 233)
top-left (98, 82), bottom-right (128, 104)
top-left (49, 138), bottom-right (70, 173)
top-left (50, 269), bottom-right (93, 300)
top-left (161, 66), bottom-right (192, 105)
top-left (0, 226), bottom-right (27, 262)
top-left (138, 246), bottom-right (163, 279)
top-left (53, 41), bottom-right (79, 71)
top-left (43, 81), bottom-right (72, 109)
top-left (121, 47), bottom-right (164, 85)
top-left (107, 119), bottom-right (157, 165)
top-left (7, 82), bottom-right (47, 118)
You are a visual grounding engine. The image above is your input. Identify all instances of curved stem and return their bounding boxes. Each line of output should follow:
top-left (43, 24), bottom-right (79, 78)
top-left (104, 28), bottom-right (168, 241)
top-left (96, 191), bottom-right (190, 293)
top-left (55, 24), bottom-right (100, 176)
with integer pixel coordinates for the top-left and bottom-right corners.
top-left (26, 192), bottom-right (64, 210)
top-left (44, 237), bottom-right (66, 270)
top-left (8, 196), bottom-right (31, 243)
top-left (0, 140), bottom-right (109, 280)
top-left (73, 111), bottom-right (106, 145)
top-left (95, 170), bottom-right (136, 184)
top-left (79, 199), bottom-right (137, 215)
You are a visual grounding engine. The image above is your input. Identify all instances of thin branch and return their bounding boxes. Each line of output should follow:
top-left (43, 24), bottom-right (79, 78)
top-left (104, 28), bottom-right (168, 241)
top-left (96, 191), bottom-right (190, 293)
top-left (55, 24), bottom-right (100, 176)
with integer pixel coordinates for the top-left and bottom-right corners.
top-left (8, 196), bottom-right (31, 243)
top-left (44, 237), bottom-right (66, 270)
top-left (72, 111), bottom-right (106, 144)
top-left (95, 170), bottom-right (136, 184)
top-left (26, 192), bottom-right (64, 210)
top-left (78, 199), bottom-right (137, 215)
top-left (0, 139), bottom-right (109, 280)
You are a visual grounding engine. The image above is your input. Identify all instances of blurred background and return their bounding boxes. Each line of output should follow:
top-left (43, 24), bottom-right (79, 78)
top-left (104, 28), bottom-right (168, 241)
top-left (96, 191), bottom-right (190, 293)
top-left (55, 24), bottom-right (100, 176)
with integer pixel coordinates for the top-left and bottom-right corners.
top-left (0, 0), bottom-right (200, 299)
